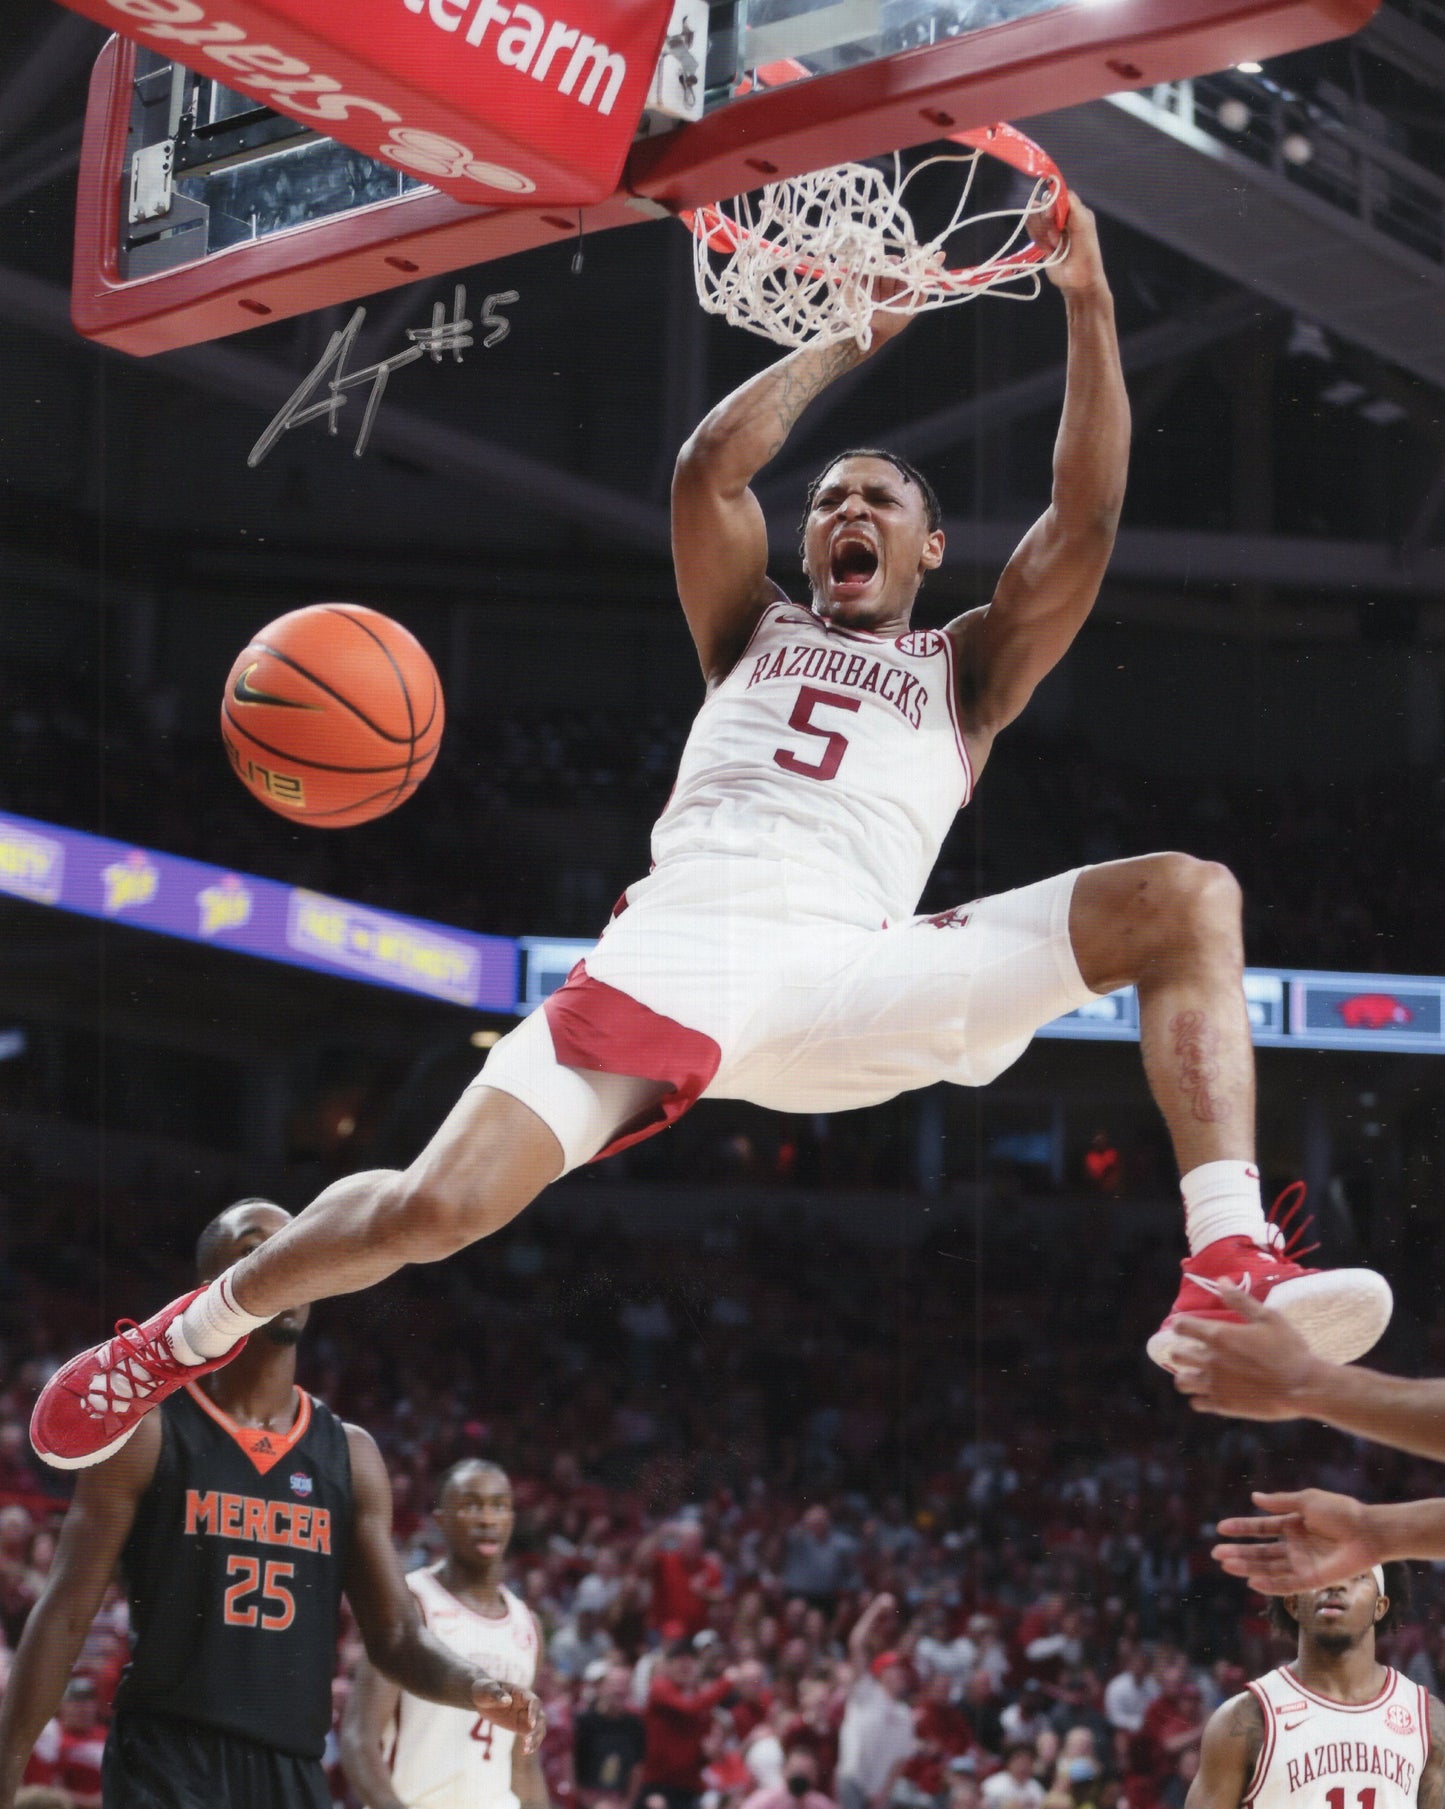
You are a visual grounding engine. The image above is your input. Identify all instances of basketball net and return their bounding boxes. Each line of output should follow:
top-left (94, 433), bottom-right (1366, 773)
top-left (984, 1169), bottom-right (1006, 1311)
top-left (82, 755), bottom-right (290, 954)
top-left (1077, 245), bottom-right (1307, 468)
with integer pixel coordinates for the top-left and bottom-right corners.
top-left (684, 125), bottom-right (1070, 350)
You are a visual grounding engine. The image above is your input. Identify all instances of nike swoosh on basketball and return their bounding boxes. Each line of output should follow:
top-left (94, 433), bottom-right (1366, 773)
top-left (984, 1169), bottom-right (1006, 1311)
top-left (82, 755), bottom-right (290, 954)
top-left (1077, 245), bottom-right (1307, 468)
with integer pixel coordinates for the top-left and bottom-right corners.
top-left (232, 663), bottom-right (318, 708)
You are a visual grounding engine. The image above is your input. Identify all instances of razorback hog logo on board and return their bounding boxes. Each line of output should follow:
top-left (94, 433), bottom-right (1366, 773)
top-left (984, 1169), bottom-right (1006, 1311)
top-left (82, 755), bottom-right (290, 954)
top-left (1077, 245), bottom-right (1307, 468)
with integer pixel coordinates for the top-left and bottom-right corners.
top-left (1338, 993), bottom-right (1413, 1030)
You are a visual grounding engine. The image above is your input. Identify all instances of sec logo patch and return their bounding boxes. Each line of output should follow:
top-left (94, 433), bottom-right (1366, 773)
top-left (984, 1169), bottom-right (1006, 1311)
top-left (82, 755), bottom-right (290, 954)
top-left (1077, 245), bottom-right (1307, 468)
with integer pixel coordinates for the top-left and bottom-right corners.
top-left (1386, 1704), bottom-right (1415, 1734)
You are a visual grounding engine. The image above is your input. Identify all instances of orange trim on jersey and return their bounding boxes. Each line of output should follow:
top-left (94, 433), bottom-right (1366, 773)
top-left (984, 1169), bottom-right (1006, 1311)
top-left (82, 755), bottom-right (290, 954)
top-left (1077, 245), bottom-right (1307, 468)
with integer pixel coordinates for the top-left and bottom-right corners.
top-left (185, 1382), bottom-right (312, 1476)
top-left (1242, 1680), bottom-right (1276, 1807)
top-left (1281, 1665), bottom-right (1398, 1713)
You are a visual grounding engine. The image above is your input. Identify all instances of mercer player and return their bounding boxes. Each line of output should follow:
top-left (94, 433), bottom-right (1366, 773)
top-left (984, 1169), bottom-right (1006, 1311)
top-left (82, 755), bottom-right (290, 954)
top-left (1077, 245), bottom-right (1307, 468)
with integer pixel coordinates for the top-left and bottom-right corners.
top-left (31, 196), bottom-right (1394, 1474)
top-left (341, 1459), bottom-right (547, 1809)
top-left (0, 1203), bottom-right (541, 1809)
top-left (1188, 1566), bottom-right (1445, 1809)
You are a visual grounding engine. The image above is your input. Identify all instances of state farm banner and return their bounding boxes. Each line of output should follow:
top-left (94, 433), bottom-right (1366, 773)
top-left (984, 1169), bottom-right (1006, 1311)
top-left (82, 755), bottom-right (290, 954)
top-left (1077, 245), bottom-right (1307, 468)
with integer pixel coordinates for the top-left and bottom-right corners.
top-left (63, 0), bottom-right (678, 204)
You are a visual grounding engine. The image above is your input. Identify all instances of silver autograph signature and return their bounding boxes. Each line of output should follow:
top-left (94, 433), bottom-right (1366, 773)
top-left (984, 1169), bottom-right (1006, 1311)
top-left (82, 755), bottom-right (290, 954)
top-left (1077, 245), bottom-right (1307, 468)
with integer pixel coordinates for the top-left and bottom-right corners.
top-left (248, 284), bottom-right (517, 466)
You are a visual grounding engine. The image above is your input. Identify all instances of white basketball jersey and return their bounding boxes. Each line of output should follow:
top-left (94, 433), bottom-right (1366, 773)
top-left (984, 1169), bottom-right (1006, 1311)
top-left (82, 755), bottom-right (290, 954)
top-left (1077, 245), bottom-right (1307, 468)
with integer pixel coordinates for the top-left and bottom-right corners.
top-left (651, 597), bottom-right (973, 926)
top-left (383, 1571), bottom-right (539, 1809)
top-left (1244, 1666), bottom-right (1429, 1809)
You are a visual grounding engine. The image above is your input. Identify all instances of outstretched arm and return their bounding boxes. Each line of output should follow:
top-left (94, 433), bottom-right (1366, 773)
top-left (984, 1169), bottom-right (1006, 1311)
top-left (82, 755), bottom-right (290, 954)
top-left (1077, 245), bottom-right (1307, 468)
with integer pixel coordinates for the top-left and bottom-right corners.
top-left (1185, 1694), bottom-right (1263, 1809)
top-left (847, 1591), bottom-right (897, 1667)
top-left (343, 1427), bottom-right (543, 1748)
top-left (1172, 1288), bottom-right (1445, 1461)
top-left (948, 199), bottom-right (1129, 744)
top-left (672, 314), bottom-right (911, 684)
top-left (1211, 1488), bottom-right (1445, 1595)
top-left (0, 1417), bottom-right (160, 1809)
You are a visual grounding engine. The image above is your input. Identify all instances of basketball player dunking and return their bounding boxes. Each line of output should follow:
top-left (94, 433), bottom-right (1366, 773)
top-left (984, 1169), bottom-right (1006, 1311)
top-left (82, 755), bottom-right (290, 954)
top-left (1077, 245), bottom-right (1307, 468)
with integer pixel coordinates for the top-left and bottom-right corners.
top-left (32, 195), bottom-right (1394, 1473)
top-left (1188, 1567), bottom-right (1445, 1809)
top-left (0, 1202), bottom-right (541, 1809)
top-left (341, 1460), bottom-right (547, 1809)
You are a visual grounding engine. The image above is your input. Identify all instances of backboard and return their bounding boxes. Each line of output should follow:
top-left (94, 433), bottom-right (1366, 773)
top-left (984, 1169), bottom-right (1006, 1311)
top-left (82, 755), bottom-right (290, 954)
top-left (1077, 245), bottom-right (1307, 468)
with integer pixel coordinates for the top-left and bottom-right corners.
top-left (70, 0), bottom-right (1381, 354)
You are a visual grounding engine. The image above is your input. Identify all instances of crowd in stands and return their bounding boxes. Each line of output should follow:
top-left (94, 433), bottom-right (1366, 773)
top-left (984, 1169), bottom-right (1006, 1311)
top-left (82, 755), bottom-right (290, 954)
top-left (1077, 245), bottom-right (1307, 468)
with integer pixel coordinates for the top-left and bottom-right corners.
top-left (3, 657), bottom-right (1443, 971)
top-left (1, 1195), bottom-right (1443, 1808)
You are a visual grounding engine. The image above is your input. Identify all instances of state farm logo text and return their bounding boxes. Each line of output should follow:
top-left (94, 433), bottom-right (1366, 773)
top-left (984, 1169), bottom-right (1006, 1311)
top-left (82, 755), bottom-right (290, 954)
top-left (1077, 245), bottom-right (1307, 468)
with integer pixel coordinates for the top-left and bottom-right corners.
top-left (403, 0), bottom-right (628, 115)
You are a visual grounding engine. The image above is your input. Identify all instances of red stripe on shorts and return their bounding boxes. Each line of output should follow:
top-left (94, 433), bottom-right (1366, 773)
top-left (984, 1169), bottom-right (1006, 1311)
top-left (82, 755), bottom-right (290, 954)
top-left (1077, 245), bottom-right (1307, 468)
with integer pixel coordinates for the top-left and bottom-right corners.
top-left (543, 961), bottom-right (722, 1162)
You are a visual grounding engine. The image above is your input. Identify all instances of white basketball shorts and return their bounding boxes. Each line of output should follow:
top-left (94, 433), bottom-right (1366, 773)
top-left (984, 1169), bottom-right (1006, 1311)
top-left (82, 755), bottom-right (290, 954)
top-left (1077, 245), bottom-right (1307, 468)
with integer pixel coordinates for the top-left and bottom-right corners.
top-left (472, 859), bottom-right (1099, 1173)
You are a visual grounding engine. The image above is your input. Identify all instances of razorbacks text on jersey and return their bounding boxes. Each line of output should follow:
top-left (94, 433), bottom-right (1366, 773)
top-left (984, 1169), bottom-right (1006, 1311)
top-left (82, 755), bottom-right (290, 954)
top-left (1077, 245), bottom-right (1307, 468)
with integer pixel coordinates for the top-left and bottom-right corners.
top-left (650, 596), bottom-right (972, 927)
top-left (116, 1383), bottom-right (352, 1759)
top-left (384, 1570), bottom-right (539, 1809)
top-left (1244, 1666), bottom-right (1430, 1809)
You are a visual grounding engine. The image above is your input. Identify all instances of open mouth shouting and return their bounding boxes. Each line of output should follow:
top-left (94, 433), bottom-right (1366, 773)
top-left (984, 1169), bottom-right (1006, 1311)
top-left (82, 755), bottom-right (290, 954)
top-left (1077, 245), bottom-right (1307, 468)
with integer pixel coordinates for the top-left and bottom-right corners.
top-left (827, 529), bottom-right (880, 605)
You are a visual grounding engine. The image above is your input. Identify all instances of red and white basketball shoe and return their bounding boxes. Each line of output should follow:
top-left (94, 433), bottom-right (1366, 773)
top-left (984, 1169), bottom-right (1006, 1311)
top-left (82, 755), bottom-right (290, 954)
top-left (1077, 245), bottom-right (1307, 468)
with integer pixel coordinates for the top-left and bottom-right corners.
top-left (1147, 1192), bottom-right (1392, 1374)
top-left (30, 1290), bottom-right (248, 1470)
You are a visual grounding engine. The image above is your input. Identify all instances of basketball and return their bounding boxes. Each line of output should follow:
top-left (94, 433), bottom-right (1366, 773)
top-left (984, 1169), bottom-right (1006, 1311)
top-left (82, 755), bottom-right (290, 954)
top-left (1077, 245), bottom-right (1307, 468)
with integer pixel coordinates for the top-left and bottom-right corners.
top-left (220, 604), bottom-right (444, 828)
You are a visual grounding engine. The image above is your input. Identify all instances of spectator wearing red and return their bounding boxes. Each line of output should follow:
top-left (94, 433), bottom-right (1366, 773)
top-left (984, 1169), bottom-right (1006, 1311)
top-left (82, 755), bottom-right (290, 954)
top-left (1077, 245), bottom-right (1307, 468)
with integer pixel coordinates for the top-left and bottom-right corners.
top-left (1132, 1663), bottom-right (1204, 1809)
top-left (1083, 1133), bottom-right (1122, 1194)
top-left (640, 1638), bottom-right (732, 1809)
top-left (906, 1674), bottom-right (978, 1799)
top-left (23, 1678), bottom-right (104, 1809)
top-left (644, 1522), bottom-right (724, 1641)
top-left (730, 1658), bottom-right (776, 1742)
top-left (779, 1678), bottom-right (841, 1792)
top-left (57, 1679), bottom-right (106, 1809)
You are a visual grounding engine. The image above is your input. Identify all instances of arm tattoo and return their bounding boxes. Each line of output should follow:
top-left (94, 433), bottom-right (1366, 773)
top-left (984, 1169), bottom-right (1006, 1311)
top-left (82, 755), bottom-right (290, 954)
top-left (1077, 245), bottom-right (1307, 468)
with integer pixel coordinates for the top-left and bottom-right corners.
top-left (1170, 1009), bottom-right (1232, 1125)
top-left (1227, 1691), bottom-right (1265, 1782)
top-left (764, 341), bottom-right (869, 459)
top-left (1419, 1697), bottom-right (1445, 1809)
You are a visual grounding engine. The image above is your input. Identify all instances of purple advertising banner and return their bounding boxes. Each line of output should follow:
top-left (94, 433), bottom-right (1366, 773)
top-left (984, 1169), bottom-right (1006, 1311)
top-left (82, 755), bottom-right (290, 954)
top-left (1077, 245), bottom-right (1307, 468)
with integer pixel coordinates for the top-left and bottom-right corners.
top-left (0, 810), bottom-right (517, 1012)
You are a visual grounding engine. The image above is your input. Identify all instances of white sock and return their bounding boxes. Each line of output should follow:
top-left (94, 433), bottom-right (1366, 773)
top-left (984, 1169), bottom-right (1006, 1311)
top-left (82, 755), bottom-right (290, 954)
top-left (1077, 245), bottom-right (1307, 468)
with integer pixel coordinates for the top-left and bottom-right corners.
top-left (1181, 1160), bottom-right (1267, 1255)
top-left (167, 1273), bottom-right (273, 1365)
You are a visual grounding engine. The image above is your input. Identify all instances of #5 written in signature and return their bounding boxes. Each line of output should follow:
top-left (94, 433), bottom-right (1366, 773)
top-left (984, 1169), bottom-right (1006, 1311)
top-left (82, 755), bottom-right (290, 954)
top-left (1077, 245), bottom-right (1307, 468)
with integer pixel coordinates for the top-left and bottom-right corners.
top-left (248, 285), bottom-right (517, 467)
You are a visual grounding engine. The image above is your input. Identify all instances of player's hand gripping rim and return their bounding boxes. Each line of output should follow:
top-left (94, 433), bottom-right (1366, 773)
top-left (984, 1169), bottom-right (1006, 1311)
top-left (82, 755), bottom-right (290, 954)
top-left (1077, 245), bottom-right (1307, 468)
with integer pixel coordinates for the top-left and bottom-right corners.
top-left (1210, 1487), bottom-right (1384, 1596)
top-left (472, 1677), bottom-right (546, 1753)
top-left (1030, 194), bottom-right (1106, 295)
top-left (1169, 1285), bottom-right (1325, 1422)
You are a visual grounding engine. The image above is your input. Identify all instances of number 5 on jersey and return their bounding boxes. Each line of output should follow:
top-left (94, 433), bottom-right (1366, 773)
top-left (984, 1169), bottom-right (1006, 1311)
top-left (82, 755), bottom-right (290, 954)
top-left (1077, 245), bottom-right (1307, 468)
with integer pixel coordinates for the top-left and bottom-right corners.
top-left (774, 686), bottom-right (860, 782)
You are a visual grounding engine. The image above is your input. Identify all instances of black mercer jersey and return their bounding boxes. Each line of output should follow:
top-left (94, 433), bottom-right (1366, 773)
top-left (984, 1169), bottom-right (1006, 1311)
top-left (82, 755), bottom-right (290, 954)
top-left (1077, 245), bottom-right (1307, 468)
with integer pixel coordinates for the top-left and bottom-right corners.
top-left (115, 1382), bottom-right (353, 1759)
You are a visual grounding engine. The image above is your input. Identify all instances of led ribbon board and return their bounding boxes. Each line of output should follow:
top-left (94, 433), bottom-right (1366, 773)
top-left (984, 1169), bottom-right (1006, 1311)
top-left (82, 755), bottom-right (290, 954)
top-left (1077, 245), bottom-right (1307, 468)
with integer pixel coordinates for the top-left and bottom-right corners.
top-left (0, 810), bottom-right (517, 1011)
top-left (58, 0), bottom-right (679, 205)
